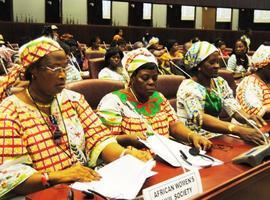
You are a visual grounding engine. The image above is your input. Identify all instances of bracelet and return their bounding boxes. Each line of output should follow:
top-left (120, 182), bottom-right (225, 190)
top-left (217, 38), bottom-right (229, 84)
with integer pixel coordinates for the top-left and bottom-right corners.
top-left (41, 172), bottom-right (50, 187)
top-left (228, 124), bottom-right (236, 133)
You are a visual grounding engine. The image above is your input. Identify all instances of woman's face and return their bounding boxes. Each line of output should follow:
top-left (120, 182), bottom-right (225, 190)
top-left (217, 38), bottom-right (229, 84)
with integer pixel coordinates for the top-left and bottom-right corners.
top-left (109, 53), bottom-right (121, 69)
top-left (171, 42), bottom-right (179, 52)
top-left (199, 52), bottom-right (220, 78)
top-left (131, 68), bottom-right (158, 99)
top-left (235, 41), bottom-right (247, 55)
top-left (32, 50), bottom-right (67, 96)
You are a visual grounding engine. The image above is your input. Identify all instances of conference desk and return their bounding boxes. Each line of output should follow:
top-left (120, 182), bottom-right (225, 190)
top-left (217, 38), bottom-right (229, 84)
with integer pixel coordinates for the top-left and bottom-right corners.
top-left (26, 135), bottom-right (270, 200)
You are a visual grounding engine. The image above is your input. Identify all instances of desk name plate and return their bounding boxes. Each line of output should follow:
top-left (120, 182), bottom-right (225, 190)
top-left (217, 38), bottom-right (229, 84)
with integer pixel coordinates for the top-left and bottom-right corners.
top-left (143, 170), bottom-right (202, 200)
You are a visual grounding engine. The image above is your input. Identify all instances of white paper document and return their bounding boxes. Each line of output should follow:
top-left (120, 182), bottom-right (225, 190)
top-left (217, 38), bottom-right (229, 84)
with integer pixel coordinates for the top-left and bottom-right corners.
top-left (140, 134), bottom-right (223, 170)
top-left (71, 155), bottom-right (156, 199)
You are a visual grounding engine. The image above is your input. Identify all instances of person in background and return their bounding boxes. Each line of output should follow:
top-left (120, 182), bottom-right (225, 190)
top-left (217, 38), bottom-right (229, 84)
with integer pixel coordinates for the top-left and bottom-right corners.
top-left (227, 39), bottom-right (253, 79)
top-left (0, 37), bottom-right (151, 198)
top-left (142, 30), bottom-right (153, 46)
top-left (97, 48), bottom-right (212, 152)
top-left (0, 34), bottom-right (5, 47)
top-left (183, 41), bottom-right (192, 56)
top-left (241, 28), bottom-right (252, 51)
top-left (133, 41), bottom-right (144, 49)
top-left (215, 40), bottom-right (229, 58)
top-left (98, 47), bottom-right (125, 81)
top-left (59, 41), bottom-right (82, 84)
top-left (85, 36), bottom-right (106, 54)
top-left (112, 28), bottom-right (124, 42)
top-left (177, 41), bottom-right (266, 145)
top-left (41, 25), bottom-right (59, 41)
top-left (159, 39), bottom-right (184, 75)
top-left (236, 44), bottom-right (270, 119)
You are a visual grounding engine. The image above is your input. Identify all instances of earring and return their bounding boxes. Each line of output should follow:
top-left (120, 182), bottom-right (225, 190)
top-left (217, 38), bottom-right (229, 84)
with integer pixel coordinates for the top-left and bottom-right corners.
top-left (31, 74), bottom-right (36, 80)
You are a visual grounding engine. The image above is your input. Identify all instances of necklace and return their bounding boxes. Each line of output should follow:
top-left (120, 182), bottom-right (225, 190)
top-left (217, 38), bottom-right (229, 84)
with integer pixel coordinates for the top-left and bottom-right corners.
top-left (27, 88), bottom-right (74, 161)
top-left (26, 88), bottom-right (51, 108)
top-left (129, 87), bottom-right (139, 102)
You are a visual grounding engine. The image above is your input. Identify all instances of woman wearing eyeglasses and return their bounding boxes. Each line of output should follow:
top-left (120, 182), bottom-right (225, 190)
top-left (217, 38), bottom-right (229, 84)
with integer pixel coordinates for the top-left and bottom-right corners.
top-left (0, 37), bottom-right (151, 198)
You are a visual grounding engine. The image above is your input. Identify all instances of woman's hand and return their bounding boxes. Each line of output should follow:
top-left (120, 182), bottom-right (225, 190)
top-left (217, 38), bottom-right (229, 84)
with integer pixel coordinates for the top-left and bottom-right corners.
top-left (50, 163), bottom-right (101, 184)
top-left (247, 115), bottom-right (267, 128)
top-left (125, 146), bottom-right (153, 162)
top-left (236, 126), bottom-right (266, 145)
top-left (190, 133), bottom-right (212, 151)
top-left (116, 134), bottom-right (147, 149)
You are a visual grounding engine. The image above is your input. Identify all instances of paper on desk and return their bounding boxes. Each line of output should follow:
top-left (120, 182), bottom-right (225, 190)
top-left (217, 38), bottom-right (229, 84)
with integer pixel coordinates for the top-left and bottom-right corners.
top-left (140, 134), bottom-right (223, 170)
top-left (71, 155), bottom-right (156, 199)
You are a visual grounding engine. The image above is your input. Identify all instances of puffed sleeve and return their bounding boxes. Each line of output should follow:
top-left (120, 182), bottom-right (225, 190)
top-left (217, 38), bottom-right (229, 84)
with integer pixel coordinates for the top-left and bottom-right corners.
top-left (227, 54), bottom-right (237, 72)
top-left (0, 100), bottom-right (36, 198)
top-left (73, 94), bottom-right (117, 167)
top-left (96, 93), bottom-right (123, 135)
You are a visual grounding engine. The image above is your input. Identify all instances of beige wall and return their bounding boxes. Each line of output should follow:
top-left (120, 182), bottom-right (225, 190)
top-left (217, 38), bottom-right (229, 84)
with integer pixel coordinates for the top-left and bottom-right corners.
top-left (112, 1), bottom-right (129, 26)
top-left (62, 0), bottom-right (87, 24)
top-left (195, 7), bottom-right (203, 29)
top-left (13, 0), bottom-right (45, 23)
top-left (153, 4), bottom-right (167, 27)
top-left (232, 9), bottom-right (239, 30)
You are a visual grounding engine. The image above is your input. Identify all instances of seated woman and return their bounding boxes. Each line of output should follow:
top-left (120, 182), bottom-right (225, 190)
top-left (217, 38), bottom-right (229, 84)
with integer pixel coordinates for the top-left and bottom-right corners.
top-left (227, 39), bottom-right (253, 79)
top-left (159, 39), bottom-right (184, 75)
top-left (97, 48), bottom-right (212, 151)
top-left (98, 47), bottom-right (125, 81)
top-left (0, 37), bottom-right (151, 198)
top-left (177, 41), bottom-right (266, 145)
top-left (85, 36), bottom-right (106, 54)
top-left (236, 44), bottom-right (270, 119)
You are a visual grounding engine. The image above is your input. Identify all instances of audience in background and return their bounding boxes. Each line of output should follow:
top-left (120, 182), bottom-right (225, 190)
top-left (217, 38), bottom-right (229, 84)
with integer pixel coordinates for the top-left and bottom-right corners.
top-left (227, 39), bottom-right (253, 79)
top-left (177, 41), bottom-right (265, 144)
top-left (98, 47), bottom-right (125, 81)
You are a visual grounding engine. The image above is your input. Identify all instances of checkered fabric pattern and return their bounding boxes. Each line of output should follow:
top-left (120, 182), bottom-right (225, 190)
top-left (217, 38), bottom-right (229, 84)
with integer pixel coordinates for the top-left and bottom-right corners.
top-left (19, 36), bottom-right (62, 68)
top-left (0, 65), bottom-right (22, 102)
top-left (0, 90), bottom-right (113, 172)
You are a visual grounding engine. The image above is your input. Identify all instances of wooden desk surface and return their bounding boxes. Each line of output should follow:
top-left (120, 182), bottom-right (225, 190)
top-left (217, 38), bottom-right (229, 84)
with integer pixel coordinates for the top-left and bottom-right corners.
top-left (26, 135), bottom-right (270, 200)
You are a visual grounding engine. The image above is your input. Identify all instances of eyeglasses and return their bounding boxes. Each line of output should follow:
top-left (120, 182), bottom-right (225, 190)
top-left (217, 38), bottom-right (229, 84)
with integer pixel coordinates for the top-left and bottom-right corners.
top-left (49, 115), bottom-right (63, 144)
top-left (42, 66), bottom-right (67, 73)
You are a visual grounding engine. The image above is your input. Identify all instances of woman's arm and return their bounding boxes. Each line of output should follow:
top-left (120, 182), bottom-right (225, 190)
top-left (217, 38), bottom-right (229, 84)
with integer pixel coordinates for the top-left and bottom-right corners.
top-left (13, 164), bottom-right (101, 195)
top-left (169, 121), bottom-right (212, 151)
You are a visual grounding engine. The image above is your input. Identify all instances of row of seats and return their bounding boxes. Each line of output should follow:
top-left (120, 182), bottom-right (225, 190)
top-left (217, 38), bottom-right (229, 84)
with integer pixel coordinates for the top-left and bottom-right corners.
top-left (66, 70), bottom-right (236, 121)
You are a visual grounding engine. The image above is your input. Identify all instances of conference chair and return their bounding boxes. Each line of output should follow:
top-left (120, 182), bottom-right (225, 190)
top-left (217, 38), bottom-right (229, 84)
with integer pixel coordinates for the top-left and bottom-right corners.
top-left (88, 58), bottom-right (106, 79)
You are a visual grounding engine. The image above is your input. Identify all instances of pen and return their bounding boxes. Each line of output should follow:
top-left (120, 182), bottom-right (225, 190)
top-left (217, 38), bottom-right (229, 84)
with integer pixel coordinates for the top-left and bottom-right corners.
top-left (179, 150), bottom-right (192, 166)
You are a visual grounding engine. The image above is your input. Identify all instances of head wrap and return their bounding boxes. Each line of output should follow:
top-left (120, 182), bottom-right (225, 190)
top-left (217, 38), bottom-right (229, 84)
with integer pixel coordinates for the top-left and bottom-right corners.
top-left (184, 41), bottom-right (218, 70)
top-left (146, 37), bottom-right (159, 48)
top-left (19, 36), bottom-right (62, 69)
top-left (121, 48), bottom-right (157, 78)
top-left (252, 44), bottom-right (270, 69)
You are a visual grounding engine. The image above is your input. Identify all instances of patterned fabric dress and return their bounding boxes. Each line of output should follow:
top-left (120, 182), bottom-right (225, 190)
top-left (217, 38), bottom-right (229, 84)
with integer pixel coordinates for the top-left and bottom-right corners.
top-left (97, 90), bottom-right (178, 138)
top-left (0, 65), bottom-right (22, 102)
top-left (177, 77), bottom-right (241, 136)
top-left (236, 75), bottom-right (270, 116)
top-left (0, 89), bottom-right (116, 198)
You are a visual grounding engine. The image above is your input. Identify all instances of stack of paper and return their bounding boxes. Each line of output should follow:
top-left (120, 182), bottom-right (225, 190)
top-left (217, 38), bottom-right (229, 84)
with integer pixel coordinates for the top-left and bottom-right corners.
top-left (140, 134), bottom-right (223, 170)
top-left (71, 155), bottom-right (156, 199)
